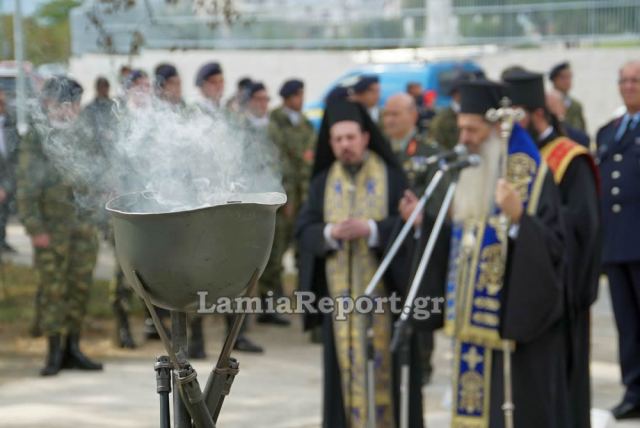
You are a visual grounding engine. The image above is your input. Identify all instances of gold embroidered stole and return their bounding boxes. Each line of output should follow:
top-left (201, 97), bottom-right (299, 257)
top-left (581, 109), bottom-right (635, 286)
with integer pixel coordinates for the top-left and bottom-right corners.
top-left (323, 152), bottom-right (395, 428)
top-left (445, 140), bottom-right (548, 427)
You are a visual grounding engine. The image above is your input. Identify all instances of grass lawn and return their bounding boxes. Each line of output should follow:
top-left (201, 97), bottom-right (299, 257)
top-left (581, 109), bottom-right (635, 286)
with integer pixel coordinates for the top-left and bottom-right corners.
top-left (0, 261), bottom-right (144, 336)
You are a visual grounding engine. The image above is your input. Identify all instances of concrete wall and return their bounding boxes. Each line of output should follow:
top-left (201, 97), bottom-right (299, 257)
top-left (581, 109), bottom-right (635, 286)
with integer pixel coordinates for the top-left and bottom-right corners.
top-left (69, 46), bottom-right (640, 135)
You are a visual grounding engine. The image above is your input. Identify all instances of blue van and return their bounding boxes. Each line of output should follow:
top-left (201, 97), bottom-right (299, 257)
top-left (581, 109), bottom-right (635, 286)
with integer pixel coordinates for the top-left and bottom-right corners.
top-left (304, 60), bottom-right (483, 130)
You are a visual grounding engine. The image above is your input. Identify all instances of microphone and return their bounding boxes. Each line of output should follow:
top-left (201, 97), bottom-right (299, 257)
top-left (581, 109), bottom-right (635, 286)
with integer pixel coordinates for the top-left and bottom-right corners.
top-left (408, 144), bottom-right (467, 170)
top-left (439, 154), bottom-right (481, 172)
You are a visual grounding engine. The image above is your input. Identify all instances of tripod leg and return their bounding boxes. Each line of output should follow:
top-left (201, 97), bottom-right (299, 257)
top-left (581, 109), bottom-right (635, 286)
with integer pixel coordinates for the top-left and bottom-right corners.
top-left (155, 356), bottom-right (172, 428)
top-left (160, 392), bottom-right (171, 428)
top-left (171, 312), bottom-right (192, 428)
top-left (203, 270), bottom-right (259, 420)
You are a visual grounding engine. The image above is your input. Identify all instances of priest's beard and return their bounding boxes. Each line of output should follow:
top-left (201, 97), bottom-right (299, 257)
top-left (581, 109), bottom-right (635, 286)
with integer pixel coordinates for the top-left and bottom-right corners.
top-left (452, 132), bottom-right (501, 222)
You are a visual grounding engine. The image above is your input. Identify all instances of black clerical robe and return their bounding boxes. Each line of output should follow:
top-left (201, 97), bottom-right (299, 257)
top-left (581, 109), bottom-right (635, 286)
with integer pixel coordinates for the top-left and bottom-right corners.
top-left (440, 166), bottom-right (569, 428)
top-left (539, 131), bottom-right (601, 428)
top-left (487, 169), bottom-right (569, 428)
top-left (296, 162), bottom-right (425, 428)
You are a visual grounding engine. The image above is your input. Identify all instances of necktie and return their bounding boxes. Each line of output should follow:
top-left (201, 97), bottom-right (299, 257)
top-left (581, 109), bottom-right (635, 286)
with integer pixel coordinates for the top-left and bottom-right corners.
top-left (615, 113), bottom-right (640, 142)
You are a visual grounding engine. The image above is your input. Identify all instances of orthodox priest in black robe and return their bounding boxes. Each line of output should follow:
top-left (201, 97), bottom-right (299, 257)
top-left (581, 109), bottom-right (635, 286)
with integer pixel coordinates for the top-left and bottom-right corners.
top-left (443, 80), bottom-right (568, 428)
top-left (504, 71), bottom-right (601, 428)
top-left (295, 100), bottom-right (424, 428)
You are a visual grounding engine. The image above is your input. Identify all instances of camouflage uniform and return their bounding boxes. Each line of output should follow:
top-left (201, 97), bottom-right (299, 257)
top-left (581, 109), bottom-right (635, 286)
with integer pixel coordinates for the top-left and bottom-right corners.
top-left (82, 99), bottom-right (134, 334)
top-left (428, 106), bottom-right (459, 150)
top-left (17, 122), bottom-right (99, 336)
top-left (265, 107), bottom-right (315, 295)
top-left (565, 96), bottom-right (587, 132)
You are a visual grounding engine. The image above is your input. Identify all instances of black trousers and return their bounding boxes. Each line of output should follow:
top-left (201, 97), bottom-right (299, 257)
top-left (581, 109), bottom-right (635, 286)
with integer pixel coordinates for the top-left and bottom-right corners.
top-left (0, 198), bottom-right (10, 244)
top-left (605, 262), bottom-right (640, 404)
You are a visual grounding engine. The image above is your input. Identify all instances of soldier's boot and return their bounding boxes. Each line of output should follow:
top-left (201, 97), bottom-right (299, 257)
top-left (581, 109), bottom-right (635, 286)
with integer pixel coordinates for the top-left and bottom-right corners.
top-left (113, 302), bottom-right (136, 349)
top-left (144, 307), bottom-right (170, 341)
top-left (256, 292), bottom-right (291, 326)
top-left (233, 335), bottom-right (264, 353)
top-left (40, 334), bottom-right (64, 376)
top-left (256, 312), bottom-right (291, 326)
top-left (63, 334), bottom-right (103, 371)
top-left (187, 318), bottom-right (206, 360)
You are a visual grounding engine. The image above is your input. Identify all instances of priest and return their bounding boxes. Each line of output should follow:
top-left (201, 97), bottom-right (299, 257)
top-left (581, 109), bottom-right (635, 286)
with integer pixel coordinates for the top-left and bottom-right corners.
top-left (503, 70), bottom-right (601, 428)
top-left (296, 100), bottom-right (423, 427)
top-left (444, 80), bottom-right (568, 428)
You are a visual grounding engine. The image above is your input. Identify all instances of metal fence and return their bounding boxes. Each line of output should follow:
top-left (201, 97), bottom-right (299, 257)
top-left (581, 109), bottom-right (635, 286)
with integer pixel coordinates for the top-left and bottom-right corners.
top-left (71, 0), bottom-right (640, 54)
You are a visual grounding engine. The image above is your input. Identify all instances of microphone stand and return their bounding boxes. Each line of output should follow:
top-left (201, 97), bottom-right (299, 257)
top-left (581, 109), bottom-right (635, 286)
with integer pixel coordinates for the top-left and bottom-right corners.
top-left (382, 154), bottom-right (479, 428)
top-left (363, 169), bottom-right (445, 428)
top-left (390, 171), bottom-right (460, 428)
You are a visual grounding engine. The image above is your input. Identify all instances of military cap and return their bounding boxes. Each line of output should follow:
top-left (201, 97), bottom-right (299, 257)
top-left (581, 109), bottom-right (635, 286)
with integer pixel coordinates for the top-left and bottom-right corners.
top-left (279, 79), bottom-right (304, 98)
top-left (352, 74), bottom-right (379, 94)
top-left (195, 62), bottom-right (223, 87)
top-left (154, 63), bottom-right (178, 87)
top-left (125, 69), bottom-right (148, 89)
top-left (248, 81), bottom-right (266, 98)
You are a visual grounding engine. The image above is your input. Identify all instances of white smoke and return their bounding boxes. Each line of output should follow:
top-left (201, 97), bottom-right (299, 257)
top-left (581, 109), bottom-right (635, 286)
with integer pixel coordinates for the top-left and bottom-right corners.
top-left (33, 97), bottom-right (283, 215)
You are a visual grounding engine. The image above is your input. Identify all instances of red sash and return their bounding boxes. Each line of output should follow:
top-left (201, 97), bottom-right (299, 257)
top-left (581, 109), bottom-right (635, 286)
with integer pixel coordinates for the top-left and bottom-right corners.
top-left (540, 137), bottom-right (600, 193)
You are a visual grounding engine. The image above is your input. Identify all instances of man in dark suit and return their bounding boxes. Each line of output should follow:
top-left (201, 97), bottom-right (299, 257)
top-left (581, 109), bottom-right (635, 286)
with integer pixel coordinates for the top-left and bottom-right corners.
top-left (597, 60), bottom-right (640, 421)
top-left (0, 89), bottom-right (20, 252)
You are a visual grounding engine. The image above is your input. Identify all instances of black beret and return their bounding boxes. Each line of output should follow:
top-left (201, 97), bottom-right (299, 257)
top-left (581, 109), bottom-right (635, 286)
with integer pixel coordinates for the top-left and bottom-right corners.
top-left (549, 62), bottom-right (570, 81)
top-left (238, 77), bottom-right (252, 90)
top-left (195, 62), bottom-right (222, 87)
top-left (42, 77), bottom-right (83, 103)
top-left (248, 81), bottom-right (266, 98)
top-left (125, 69), bottom-right (148, 89)
top-left (352, 74), bottom-right (379, 94)
top-left (154, 63), bottom-right (178, 86)
top-left (503, 71), bottom-right (546, 111)
top-left (459, 80), bottom-right (507, 115)
top-left (279, 79), bottom-right (304, 98)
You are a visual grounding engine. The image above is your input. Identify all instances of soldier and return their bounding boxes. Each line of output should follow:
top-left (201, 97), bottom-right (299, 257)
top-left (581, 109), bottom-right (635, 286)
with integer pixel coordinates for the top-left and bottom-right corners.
top-left (154, 63), bottom-right (186, 109)
top-left (242, 81), bottom-right (292, 331)
top-left (84, 77), bottom-right (117, 135)
top-left (195, 62), bottom-right (225, 116)
top-left (350, 74), bottom-right (381, 124)
top-left (83, 76), bottom-right (137, 350)
top-left (549, 62), bottom-right (587, 132)
top-left (0, 89), bottom-right (20, 253)
top-left (263, 79), bottom-right (315, 323)
top-left (546, 88), bottom-right (590, 148)
top-left (429, 71), bottom-right (471, 150)
top-left (406, 81), bottom-right (435, 133)
top-left (17, 77), bottom-right (103, 376)
top-left (268, 79), bottom-right (315, 235)
top-left (226, 76), bottom-right (253, 114)
top-left (597, 60), bottom-right (640, 421)
top-left (382, 93), bottom-right (450, 385)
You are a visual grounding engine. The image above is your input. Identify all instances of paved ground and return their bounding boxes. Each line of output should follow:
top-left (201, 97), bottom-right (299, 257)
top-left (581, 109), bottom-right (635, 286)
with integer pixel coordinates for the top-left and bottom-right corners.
top-left (0, 222), bottom-right (636, 427)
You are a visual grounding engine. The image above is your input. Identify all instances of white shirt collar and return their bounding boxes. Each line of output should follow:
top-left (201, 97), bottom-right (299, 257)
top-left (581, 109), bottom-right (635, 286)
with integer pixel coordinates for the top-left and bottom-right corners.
top-left (538, 126), bottom-right (554, 142)
top-left (283, 106), bottom-right (302, 126)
